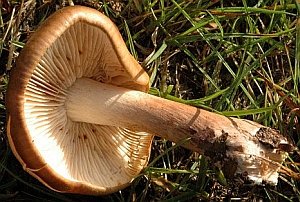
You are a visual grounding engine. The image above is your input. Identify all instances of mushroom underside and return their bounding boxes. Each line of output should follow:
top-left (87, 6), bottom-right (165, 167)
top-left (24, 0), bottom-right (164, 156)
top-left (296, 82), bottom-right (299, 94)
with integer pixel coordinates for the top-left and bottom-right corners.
top-left (22, 21), bottom-right (153, 189)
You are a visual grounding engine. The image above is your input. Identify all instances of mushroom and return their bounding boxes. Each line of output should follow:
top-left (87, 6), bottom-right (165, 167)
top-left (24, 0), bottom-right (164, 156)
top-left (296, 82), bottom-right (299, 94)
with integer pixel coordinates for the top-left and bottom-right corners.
top-left (6, 6), bottom-right (290, 195)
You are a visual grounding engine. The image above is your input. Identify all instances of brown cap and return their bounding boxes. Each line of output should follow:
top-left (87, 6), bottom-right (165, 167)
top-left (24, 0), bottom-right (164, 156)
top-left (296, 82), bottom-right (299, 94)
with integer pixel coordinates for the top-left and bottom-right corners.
top-left (6, 6), bottom-right (153, 195)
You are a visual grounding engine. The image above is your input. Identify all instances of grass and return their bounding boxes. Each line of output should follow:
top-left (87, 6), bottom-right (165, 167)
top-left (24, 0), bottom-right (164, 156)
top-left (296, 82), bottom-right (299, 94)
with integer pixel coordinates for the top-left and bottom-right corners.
top-left (0, 0), bottom-right (299, 201)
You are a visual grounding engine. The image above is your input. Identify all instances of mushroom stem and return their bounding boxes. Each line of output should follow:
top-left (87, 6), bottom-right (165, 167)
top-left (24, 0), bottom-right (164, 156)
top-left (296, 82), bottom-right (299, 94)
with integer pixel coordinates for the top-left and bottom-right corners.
top-left (66, 77), bottom-right (288, 184)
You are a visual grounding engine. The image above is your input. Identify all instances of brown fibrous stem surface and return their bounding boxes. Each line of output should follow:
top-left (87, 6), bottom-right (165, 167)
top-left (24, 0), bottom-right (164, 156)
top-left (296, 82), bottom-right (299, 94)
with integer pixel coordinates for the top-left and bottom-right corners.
top-left (66, 77), bottom-right (290, 184)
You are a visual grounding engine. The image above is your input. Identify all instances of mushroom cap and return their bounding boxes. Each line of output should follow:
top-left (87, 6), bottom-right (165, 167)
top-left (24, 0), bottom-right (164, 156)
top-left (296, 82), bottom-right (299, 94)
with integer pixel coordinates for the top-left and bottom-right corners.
top-left (6, 6), bottom-right (153, 195)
